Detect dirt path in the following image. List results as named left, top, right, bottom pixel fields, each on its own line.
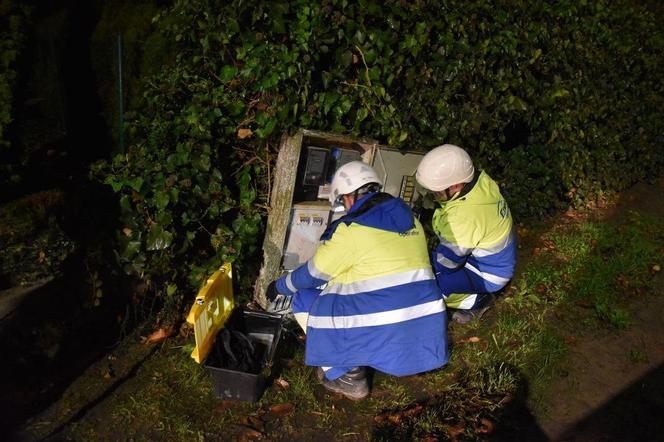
left=536, top=282, right=664, bottom=440
left=535, top=180, right=664, bottom=441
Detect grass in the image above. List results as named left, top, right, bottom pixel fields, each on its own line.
left=51, top=342, right=248, bottom=441
left=628, top=347, right=649, bottom=364
left=32, top=204, right=664, bottom=441
left=368, top=208, right=664, bottom=438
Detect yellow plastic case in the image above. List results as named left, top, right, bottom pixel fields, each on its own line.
left=186, top=263, right=234, bottom=363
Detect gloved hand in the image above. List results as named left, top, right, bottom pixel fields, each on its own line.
left=266, top=281, right=280, bottom=302
left=266, top=280, right=292, bottom=313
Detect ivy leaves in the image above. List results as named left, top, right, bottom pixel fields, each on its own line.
left=94, top=0, right=664, bottom=306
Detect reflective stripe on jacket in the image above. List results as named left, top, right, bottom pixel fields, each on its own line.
left=432, top=171, right=516, bottom=288
left=277, top=193, right=449, bottom=376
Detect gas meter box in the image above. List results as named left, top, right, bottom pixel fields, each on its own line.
left=295, top=145, right=363, bottom=202
left=187, top=263, right=283, bottom=402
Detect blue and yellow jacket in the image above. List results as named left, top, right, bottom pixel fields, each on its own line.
left=277, top=193, right=449, bottom=376
left=432, top=171, right=516, bottom=289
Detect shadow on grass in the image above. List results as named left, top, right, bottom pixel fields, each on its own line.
left=370, top=363, right=548, bottom=441
left=562, top=362, right=664, bottom=441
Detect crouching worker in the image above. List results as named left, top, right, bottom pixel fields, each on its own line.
left=416, top=144, right=517, bottom=324
left=267, top=161, right=449, bottom=401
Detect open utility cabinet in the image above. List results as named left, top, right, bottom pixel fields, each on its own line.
left=186, top=129, right=425, bottom=401
left=254, top=129, right=427, bottom=308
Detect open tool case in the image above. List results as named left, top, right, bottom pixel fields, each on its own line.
left=187, top=263, right=283, bottom=402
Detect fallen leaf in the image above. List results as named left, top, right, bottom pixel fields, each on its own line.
left=422, top=436, right=439, bottom=442
left=616, top=275, right=630, bottom=288
left=388, top=414, right=402, bottom=425
left=475, top=417, right=495, bottom=435
left=215, top=399, right=240, bottom=413
left=246, top=416, right=265, bottom=431
left=447, top=423, right=465, bottom=438
left=237, top=128, right=253, bottom=139
left=652, top=264, right=661, bottom=273
left=122, top=227, right=132, bottom=236
left=145, top=326, right=175, bottom=344
left=375, top=404, right=423, bottom=427
left=531, top=247, right=541, bottom=256
left=564, top=335, right=577, bottom=346
left=236, top=425, right=263, bottom=441
left=268, top=402, right=294, bottom=417
left=38, top=250, right=46, bottom=263
left=458, top=336, right=481, bottom=344
left=274, top=378, right=289, bottom=390
left=402, top=404, right=423, bottom=418
left=564, top=208, right=582, bottom=220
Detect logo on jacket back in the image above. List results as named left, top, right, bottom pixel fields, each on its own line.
left=399, top=229, right=420, bottom=237
left=498, top=200, right=509, bottom=219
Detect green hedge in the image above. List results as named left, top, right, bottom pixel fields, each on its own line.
left=94, top=0, right=664, bottom=304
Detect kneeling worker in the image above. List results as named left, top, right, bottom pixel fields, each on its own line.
left=416, top=144, right=517, bottom=324
left=268, top=161, right=449, bottom=400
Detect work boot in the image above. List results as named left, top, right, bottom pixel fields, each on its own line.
left=319, top=367, right=369, bottom=401
left=451, top=294, right=496, bottom=324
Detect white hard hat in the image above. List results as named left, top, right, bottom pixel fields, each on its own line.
left=329, top=161, right=382, bottom=205
left=416, top=144, right=474, bottom=191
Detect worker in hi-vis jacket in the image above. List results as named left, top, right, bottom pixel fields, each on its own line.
left=267, top=161, right=449, bottom=400
left=416, top=144, right=517, bottom=324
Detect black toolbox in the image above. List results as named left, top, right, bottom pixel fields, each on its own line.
left=203, top=308, right=282, bottom=402
left=186, top=264, right=283, bottom=402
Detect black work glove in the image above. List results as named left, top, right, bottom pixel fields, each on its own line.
left=266, top=281, right=280, bottom=302
left=266, top=280, right=292, bottom=313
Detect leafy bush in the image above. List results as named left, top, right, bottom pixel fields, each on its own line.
left=0, top=190, right=75, bottom=287
left=94, top=0, right=664, bottom=308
